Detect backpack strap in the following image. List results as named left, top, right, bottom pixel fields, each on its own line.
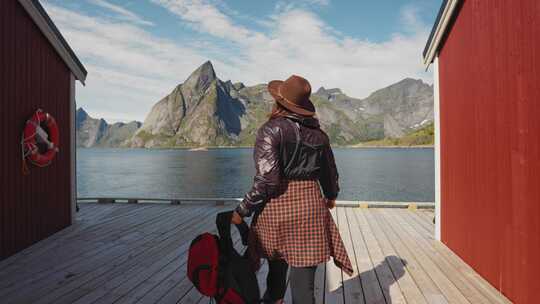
left=283, top=118, right=301, bottom=175
left=216, top=211, right=250, bottom=252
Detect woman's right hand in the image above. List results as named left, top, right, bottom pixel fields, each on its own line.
left=325, top=198, right=336, bottom=209
left=231, top=211, right=243, bottom=225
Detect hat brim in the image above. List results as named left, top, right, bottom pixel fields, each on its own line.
left=268, top=80, right=316, bottom=117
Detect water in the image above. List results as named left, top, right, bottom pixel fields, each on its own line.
left=77, top=148, right=434, bottom=202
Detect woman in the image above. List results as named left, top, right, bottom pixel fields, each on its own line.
left=232, top=75, right=353, bottom=304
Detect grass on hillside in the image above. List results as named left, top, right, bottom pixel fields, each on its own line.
left=354, top=122, right=434, bottom=147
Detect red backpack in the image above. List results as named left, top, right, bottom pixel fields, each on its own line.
left=187, top=233, right=221, bottom=296
left=187, top=211, right=260, bottom=304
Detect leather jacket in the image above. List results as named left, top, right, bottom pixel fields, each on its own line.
left=235, top=113, right=339, bottom=217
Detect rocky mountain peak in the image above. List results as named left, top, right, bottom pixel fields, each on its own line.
left=314, top=87, right=345, bottom=102
left=316, top=87, right=343, bottom=95
left=399, top=77, right=424, bottom=84
left=233, top=82, right=245, bottom=91
left=366, top=78, right=431, bottom=99
left=76, top=107, right=88, bottom=119
left=316, top=87, right=327, bottom=95
left=390, top=78, right=429, bottom=90
left=183, top=60, right=217, bottom=93
left=76, top=107, right=89, bottom=129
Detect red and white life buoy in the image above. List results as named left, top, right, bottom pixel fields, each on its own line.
left=21, top=109, right=60, bottom=170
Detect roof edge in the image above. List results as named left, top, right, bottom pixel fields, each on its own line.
left=422, top=0, right=461, bottom=68
left=18, top=0, right=88, bottom=84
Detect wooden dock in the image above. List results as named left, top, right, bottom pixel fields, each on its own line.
left=0, top=203, right=510, bottom=304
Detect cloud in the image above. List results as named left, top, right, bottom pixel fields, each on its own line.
left=43, top=3, right=214, bottom=122
left=88, top=0, right=154, bottom=26
left=310, top=0, right=330, bottom=5
left=400, top=4, right=426, bottom=34
left=154, top=1, right=432, bottom=98
left=151, top=0, right=260, bottom=43
left=45, top=1, right=432, bottom=122
left=275, top=0, right=330, bottom=13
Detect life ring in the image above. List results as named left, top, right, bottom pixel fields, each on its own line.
left=22, top=109, right=60, bottom=169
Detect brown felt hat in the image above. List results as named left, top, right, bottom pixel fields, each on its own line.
left=268, top=75, right=316, bottom=116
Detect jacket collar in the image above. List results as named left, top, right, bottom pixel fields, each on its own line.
left=284, top=113, right=320, bottom=128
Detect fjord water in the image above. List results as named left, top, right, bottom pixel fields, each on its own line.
left=77, top=148, right=434, bottom=202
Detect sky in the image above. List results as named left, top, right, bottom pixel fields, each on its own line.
left=43, top=0, right=443, bottom=123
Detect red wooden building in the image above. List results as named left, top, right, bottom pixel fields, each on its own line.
left=424, top=0, right=539, bottom=303
left=0, top=0, right=87, bottom=259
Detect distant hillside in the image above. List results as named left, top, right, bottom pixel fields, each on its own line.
left=314, top=78, right=433, bottom=139
left=76, top=108, right=141, bottom=147
left=125, top=61, right=434, bottom=148
left=354, top=122, right=434, bottom=147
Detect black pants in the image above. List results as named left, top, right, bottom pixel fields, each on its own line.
left=266, top=260, right=317, bottom=304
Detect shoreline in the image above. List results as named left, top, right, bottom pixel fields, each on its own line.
left=343, top=145, right=434, bottom=149
left=79, top=145, right=434, bottom=150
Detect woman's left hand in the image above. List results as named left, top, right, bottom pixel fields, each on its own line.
left=231, top=211, right=243, bottom=225
left=325, top=198, right=336, bottom=209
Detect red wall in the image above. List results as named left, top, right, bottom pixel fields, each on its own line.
left=0, top=0, right=73, bottom=259
left=439, top=0, right=540, bottom=303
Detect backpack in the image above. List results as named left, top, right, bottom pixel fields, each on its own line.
left=187, top=211, right=260, bottom=304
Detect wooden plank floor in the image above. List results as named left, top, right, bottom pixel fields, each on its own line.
left=0, top=203, right=511, bottom=304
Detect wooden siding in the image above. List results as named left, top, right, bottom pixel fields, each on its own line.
left=0, top=0, right=73, bottom=259
left=438, top=0, right=540, bottom=303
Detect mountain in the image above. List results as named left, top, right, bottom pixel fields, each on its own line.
left=313, top=78, right=434, bottom=138
left=76, top=108, right=141, bottom=147
left=129, top=61, right=248, bottom=147
left=76, top=108, right=108, bottom=147
left=125, top=61, right=433, bottom=148
left=357, top=78, right=433, bottom=138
